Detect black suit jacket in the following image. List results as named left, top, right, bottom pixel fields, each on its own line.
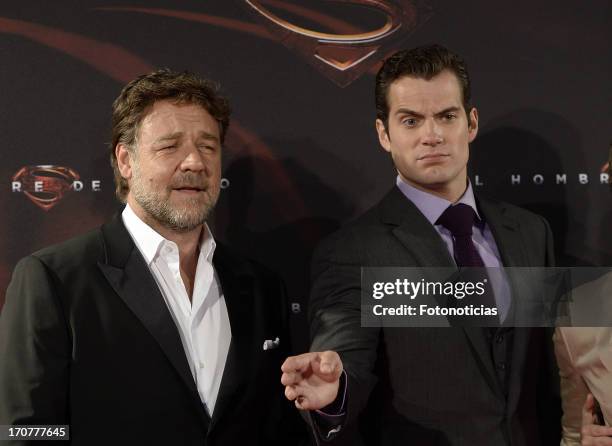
left=309, top=186, right=561, bottom=446
left=0, top=213, right=305, bottom=446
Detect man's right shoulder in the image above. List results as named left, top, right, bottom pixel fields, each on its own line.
left=313, top=199, right=386, bottom=264
left=26, top=226, right=107, bottom=275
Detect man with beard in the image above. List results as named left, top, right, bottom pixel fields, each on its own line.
left=0, top=70, right=304, bottom=446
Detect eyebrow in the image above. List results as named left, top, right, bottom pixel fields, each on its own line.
left=154, top=132, right=182, bottom=144
left=154, top=131, right=220, bottom=144
left=198, top=131, right=220, bottom=143
left=395, top=106, right=461, bottom=118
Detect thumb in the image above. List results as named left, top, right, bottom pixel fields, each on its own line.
left=318, top=350, right=342, bottom=376
left=281, top=352, right=317, bottom=373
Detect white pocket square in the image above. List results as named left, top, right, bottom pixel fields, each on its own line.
left=262, top=337, right=280, bottom=351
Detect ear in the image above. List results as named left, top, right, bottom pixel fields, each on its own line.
left=115, top=143, right=133, bottom=180
left=375, top=119, right=392, bottom=153
left=467, top=107, right=479, bottom=143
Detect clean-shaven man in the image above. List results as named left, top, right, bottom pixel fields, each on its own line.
left=282, top=44, right=561, bottom=445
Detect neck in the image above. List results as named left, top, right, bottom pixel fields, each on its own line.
left=128, top=196, right=203, bottom=264
left=399, top=173, right=468, bottom=203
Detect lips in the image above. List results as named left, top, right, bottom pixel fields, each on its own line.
left=172, top=185, right=206, bottom=195
left=170, top=173, right=207, bottom=192
left=417, top=153, right=449, bottom=161
left=172, top=182, right=205, bottom=190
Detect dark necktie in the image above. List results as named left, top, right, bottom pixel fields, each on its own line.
left=436, top=203, right=484, bottom=267
left=437, top=204, right=510, bottom=393
left=436, top=203, right=499, bottom=326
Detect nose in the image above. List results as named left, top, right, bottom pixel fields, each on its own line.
left=179, top=144, right=205, bottom=172
left=421, top=119, right=443, bottom=147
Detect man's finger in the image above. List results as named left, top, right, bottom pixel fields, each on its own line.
left=295, top=396, right=306, bottom=411
left=285, top=385, right=298, bottom=401
left=295, top=394, right=318, bottom=411
left=286, top=386, right=312, bottom=410
left=280, top=371, right=302, bottom=386
left=281, top=353, right=316, bottom=373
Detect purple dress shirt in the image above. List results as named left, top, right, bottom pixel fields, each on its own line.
left=313, top=178, right=512, bottom=435
left=395, top=176, right=511, bottom=321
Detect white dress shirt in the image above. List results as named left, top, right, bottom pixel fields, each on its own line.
left=122, top=204, right=231, bottom=415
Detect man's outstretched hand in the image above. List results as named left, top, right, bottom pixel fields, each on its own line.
left=281, top=351, right=343, bottom=411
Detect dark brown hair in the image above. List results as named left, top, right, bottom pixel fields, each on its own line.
left=110, top=69, right=231, bottom=201
left=375, top=44, right=471, bottom=128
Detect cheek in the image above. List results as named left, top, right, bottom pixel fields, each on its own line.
left=391, top=144, right=417, bottom=166
left=207, top=156, right=222, bottom=178
left=456, top=128, right=472, bottom=145
left=143, top=170, right=174, bottom=190
left=461, top=140, right=471, bottom=161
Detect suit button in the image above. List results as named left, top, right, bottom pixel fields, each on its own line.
left=495, top=335, right=504, bottom=344
left=497, top=362, right=506, bottom=371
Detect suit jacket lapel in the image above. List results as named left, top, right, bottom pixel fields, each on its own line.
left=380, top=187, right=455, bottom=268
left=96, top=213, right=209, bottom=422
left=208, top=243, right=255, bottom=432
left=477, top=197, right=527, bottom=268
left=380, top=187, right=505, bottom=399
left=390, top=215, right=461, bottom=314
left=477, top=197, right=533, bottom=408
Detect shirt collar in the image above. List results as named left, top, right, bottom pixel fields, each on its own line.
left=122, top=203, right=216, bottom=265
left=395, top=175, right=482, bottom=226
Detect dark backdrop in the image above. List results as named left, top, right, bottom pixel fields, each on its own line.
left=1, top=0, right=611, bottom=350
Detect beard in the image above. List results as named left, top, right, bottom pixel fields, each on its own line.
left=130, top=162, right=219, bottom=232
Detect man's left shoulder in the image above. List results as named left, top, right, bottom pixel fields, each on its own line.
left=477, top=194, right=550, bottom=227
left=213, top=241, right=282, bottom=285
left=213, top=242, right=287, bottom=311
left=213, top=242, right=289, bottom=332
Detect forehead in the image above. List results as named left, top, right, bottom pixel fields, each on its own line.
left=138, top=100, right=220, bottom=141
left=386, top=70, right=463, bottom=111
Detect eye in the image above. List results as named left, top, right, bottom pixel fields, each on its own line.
left=401, top=117, right=418, bottom=127
left=160, top=144, right=177, bottom=151
left=198, top=144, right=216, bottom=152
left=443, top=113, right=457, bottom=121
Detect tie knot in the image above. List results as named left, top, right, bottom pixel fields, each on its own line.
left=436, top=203, right=477, bottom=237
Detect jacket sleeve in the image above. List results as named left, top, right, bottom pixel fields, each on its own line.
left=0, top=255, right=70, bottom=444
left=261, top=273, right=310, bottom=445
left=307, top=230, right=380, bottom=443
